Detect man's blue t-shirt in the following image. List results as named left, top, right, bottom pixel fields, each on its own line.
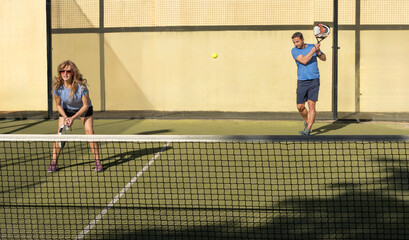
left=54, top=85, right=92, bottom=111
left=291, top=44, right=320, bottom=80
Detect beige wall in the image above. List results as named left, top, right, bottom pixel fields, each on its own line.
left=360, top=31, right=409, bottom=112
left=102, top=31, right=332, bottom=112
left=338, top=31, right=356, bottom=112
left=2, top=0, right=409, bottom=114
left=52, top=31, right=332, bottom=112
left=0, top=0, right=47, bottom=111
left=51, top=34, right=101, bottom=110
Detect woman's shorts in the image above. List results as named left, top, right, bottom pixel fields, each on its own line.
left=60, top=106, right=93, bottom=118
left=296, top=78, right=320, bottom=104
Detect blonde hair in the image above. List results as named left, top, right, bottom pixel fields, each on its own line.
left=53, top=60, right=87, bottom=100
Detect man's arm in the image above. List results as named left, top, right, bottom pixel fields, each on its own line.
left=315, top=43, right=326, bottom=61
left=295, top=44, right=318, bottom=65
left=316, top=51, right=326, bottom=61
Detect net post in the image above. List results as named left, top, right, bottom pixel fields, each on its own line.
left=355, top=0, right=361, bottom=114
left=99, top=0, right=106, bottom=111
left=332, top=0, right=339, bottom=120
left=46, top=0, right=53, bottom=119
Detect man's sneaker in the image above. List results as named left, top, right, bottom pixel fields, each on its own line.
left=95, top=162, right=103, bottom=172
left=47, top=162, right=57, bottom=173
left=299, top=128, right=311, bottom=136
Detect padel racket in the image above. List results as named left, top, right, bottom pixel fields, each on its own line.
left=314, top=23, right=330, bottom=43
left=58, top=124, right=70, bottom=149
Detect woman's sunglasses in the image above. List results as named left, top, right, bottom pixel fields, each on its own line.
left=59, top=70, right=72, bottom=74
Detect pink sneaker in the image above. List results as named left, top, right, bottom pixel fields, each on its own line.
left=94, top=162, right=103, bottom=172
left=47, top=162, right=57, bottom=173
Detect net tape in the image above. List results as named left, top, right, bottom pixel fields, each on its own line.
left=0, top=134, right=408, bottom=143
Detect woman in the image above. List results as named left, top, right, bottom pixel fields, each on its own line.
left=47, top=60, right=103, bottom=172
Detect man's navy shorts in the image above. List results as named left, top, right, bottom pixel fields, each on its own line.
left=296, top=78, right=320, bottom=104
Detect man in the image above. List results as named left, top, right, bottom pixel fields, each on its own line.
left=291, top=32, right=326, bottom=135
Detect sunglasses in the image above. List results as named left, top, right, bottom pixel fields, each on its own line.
left=59, top=70, right=72, bottom=74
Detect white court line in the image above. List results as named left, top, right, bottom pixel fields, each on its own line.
left=76, top=142, right=170, bottom=240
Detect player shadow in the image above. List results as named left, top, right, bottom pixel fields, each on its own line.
left=57, top=146, right=172, bottom=172
left=56, top=143, right=172, bottom=172
left=102, top=146, right=172, bottom=170
left=311, top=120, right=354, bottom=135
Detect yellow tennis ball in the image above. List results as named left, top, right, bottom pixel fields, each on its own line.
left=212, top=53, right=218, bottom=59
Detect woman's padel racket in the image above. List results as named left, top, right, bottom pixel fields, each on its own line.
left=58, top=124, right=70, bottom=149
left=314, top=23, right=330, bottom=43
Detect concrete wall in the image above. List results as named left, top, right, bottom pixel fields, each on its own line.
left=2, top=0, right=409, bottom=116
left=0, top=0, right=47, bottom=111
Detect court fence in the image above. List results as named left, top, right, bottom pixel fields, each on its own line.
left=46, top=1, right=409, bottom=121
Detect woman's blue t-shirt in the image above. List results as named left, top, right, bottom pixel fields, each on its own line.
left=291, top=44, right=320, bottom=80
left=54, top=85, right=92, bottom=111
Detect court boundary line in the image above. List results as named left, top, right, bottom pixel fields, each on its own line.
left=75, top=142, right=170, bottom=240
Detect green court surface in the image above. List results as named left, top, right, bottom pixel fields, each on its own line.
left=0, top=118, right=409, bottom=135
left=1, top=119, right=409, bottom=239
left=2, top=137, right=409, bottom=239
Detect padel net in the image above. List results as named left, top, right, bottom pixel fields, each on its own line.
left=1, top=134, right=409, bottom=239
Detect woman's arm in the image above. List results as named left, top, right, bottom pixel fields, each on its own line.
left=66, top=94, right=90, bottom=127
left=55, top=95, right=67, bottom=119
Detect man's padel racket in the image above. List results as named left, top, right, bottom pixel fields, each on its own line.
left=58, top=125, right=70, bottom=149
left=314, top=23, right=330, bottom=43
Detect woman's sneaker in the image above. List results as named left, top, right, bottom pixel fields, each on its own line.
left=95, top=162, right=103, bottom=172
left=47, top=162, right=57, bottom=173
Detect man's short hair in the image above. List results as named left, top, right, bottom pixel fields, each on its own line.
left=292, top=32, right=303, bottom=40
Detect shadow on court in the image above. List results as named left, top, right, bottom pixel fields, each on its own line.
left=136, top=129, right=172, bottom=135
left=57, top=146, right=173, bottom=172
left=312, top=119, right=369, bottom=135
left=313, top=112, right=374, bottom=135
left=88, top=155, right=409, bottom=240
left=102, top=146, right=172, bottom=170
left=0, top=181, right=48, bottom=194
left=0, top=119, right=48, bottom=134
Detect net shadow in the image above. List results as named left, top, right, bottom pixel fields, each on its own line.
left=136, top=129, right=173, bottom=135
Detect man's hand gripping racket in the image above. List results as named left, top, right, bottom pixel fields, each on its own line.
left=314, top=23, right=330, bottom=43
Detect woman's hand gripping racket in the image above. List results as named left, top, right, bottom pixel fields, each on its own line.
left=314, top=23, right=330, bottom=43
left=58, top=124, right=71, bottom=149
